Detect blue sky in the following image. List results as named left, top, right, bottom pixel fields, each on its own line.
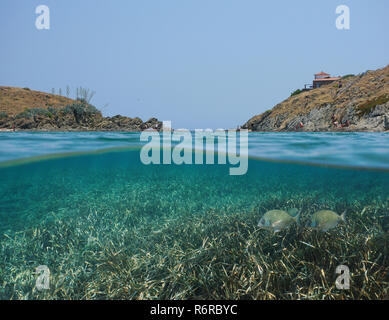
left=0, top=0, right=388, bottom=129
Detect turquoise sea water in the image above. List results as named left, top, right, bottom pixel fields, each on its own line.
left=0, top=132, right=388, bottom=299
left=1, top=132, right=389, bottom=168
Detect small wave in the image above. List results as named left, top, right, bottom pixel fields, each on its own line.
left=0, top=132, right=388, bottom=170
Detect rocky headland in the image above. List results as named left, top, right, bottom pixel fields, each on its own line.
left=243, top=65, right=389, bottom=132
left=0, top=86, right=162, bottom=131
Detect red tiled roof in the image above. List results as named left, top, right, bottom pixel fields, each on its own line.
left=315, top=71, right=331, bottom=76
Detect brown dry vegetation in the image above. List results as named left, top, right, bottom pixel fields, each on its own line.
left=0, top=86, right=75, bottom=116
left=245, top=65, right=389, bottom=128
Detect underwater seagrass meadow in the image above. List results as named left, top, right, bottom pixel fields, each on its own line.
left=0, top=133, right=389, bottom=300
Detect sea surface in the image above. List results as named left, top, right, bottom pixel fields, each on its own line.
left=0, top=132, right=388, bottom=300
left=1, top=132, right=389, bottom=168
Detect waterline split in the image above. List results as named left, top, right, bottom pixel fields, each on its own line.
left=140, top=121, right=249, bottom=175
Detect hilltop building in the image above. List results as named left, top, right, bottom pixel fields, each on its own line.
left=312, top=71, right=341, bottom=89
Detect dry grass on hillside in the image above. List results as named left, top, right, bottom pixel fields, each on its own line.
left=247, top=65, right=389, bottom=124
left=0, top=87, right=75, bottom=116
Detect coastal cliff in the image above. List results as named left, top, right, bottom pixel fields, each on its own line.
left=0, top=86, right=162, bottom=131
left=243, top=65, right=389, bottom=132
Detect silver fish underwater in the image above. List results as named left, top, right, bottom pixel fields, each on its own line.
left=258, top=209, right=300, bottom=233
left=309, top=210, right=346, bottom=232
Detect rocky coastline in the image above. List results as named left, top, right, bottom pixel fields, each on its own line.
left=243, top=65, right=389, bottom=132
left=0, top=87, right=162, bottom=132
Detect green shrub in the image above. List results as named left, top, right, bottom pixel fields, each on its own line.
left=342, top=74, right=355, bottom=80
left=0, top=112, right=8, bottom=119
left=357, top=95, right=389, bottom=115
left=31, top=108, right=49, bottom=116
left=62, top=105, right=73, bottom=115
left=47, top=107, right=58, bottom=115
left=63, top=102, right=100, bottom=123
left=15, top=109, right=33, bottom=119
left=291, top=89, right=303, bottom=97
left=15, top=108, right=50, bottom=119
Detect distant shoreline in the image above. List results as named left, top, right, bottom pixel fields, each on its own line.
left=1, top=128, right=388, bottom=133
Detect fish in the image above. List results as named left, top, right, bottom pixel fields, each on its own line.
left=309, top=210, right=346, bottom=232
left=258, top=209, right=300, bottom=233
